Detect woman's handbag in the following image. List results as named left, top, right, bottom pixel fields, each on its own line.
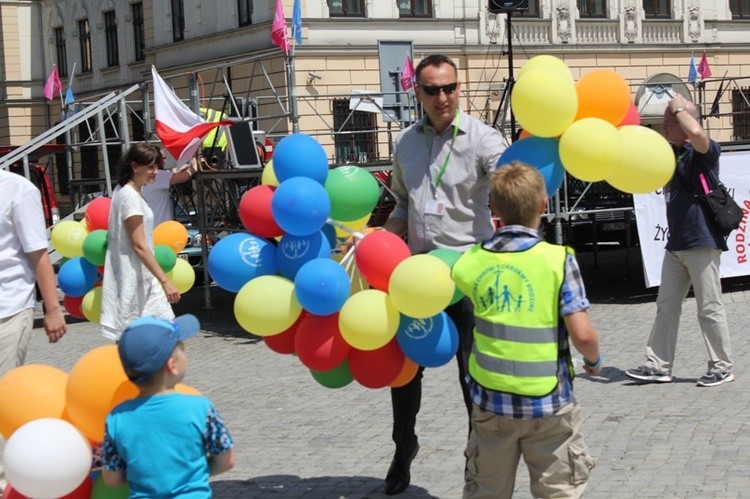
left=697, top=172, right=744, bottom=237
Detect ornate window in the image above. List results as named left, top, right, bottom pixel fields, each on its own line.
left=238, top=0, right=253, bottom=27
left=578, top=0, right=606, bottom=18
left=399, top=0, right=432, bottom=18
left=54, top=27, right=68, bottom=78
left=515, top=0, right=541, bottom=18
left=78, top=19, right=92, bottom=73
left=133, top=2, right=145, bottom=62
left=329, top=0, right=365, bottom=17
left=104, top=10, right=119, bottom=67
left=643, top=0, right=670, bottom=18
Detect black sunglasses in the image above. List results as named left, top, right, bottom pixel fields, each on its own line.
left=418, top=83, right=458, bottom=96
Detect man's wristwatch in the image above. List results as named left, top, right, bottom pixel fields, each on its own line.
left=674, top=107, right=685, bottom=115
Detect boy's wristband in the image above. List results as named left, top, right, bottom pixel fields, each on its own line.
left=584, top=354, right=603, bottom=370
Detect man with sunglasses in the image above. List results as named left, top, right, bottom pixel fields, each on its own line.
left=381, top=54, right=507, bottom=495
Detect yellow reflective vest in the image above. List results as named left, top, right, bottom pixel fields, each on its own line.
left=452, top=241, right=570, bottom=397
left=200, top=107, right=227, bottom=151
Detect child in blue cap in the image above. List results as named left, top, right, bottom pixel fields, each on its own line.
left=101, top=314, right=235, bottom=496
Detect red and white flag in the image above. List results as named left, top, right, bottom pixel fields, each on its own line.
left=272, top=0, right=290, bottom=55
left=43, top=66, right=62, bottom=101
left=152, top=66, right=230, bottom=167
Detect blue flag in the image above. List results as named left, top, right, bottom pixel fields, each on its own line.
left=687, top=53, right=698, bottom=85
left=292, top=0, right=302, bottom=46
left=65, top=86, right=75, bottom=105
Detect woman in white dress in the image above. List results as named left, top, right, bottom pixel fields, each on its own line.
left=100, top=143, right=181, bottom=341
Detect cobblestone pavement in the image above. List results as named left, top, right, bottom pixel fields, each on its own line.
left=6, top=246, right=750, bottom=498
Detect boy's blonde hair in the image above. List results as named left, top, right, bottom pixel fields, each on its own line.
left=490, top=161, right=547, bottom=227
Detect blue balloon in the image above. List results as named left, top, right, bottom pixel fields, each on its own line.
left=294, top=259, right=351, bottom=316
left=497, top=136, right=564, bottom=197
left=396, top=312, right=459, bottom=368
left=271, top=177, right=331, bottom=236
left=273, top=133, right=329, bottom=185
left=58, top=257, right=98, bottom=297
left=207, top=232, right=277, bottom=293
left=276, top=231, right=331, bottom=280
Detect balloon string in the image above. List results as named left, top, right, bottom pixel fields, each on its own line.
left=339, top=244, right=356, bottom=271
left=326, top=218, right=365, bottom=240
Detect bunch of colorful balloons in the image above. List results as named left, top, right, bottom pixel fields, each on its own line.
left=51, top=197, right=196, bottom=324
left=503, top=54, right=675, bottom=194
left=208, top=133, right=462, bottom=389
left=0, top=348, right=202, bottom=498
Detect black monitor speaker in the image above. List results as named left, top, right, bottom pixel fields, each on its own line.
left=488, top=0, right=529, bottom=13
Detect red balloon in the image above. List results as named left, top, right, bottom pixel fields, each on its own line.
left=63, top=294, right=86, bottom=319
left=354, top=231, right=411, bottom=291
left=348, top=337, right=406, bottom=389
left=617, top=101, right=641, bottom=127
left=295, top=313, right=351, bottom=371
left=2, top=476, right=93, bottom=499
left=84, top=196, right=111, bottom=232
left=263, top=312, right=307, bottom=354
left=239, top=185, right=284, bottom=238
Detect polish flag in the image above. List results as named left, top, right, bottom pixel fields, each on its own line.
left=152, top=66, right=230, bottom=167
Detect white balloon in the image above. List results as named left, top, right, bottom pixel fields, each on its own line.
left=2, top=418, right=92, bottom=499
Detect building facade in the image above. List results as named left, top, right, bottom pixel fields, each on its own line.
left=1, top=0, right=749, bottom=193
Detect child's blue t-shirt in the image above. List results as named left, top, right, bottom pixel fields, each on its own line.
left=102, top=392, right=233, bottom=498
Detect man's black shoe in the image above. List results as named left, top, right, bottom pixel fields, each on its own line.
left=384, top=443, right=419, bottom=496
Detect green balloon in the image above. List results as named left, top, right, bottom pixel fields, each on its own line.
left=325, top=166, right=381, bottom=222
left=82, top=230, right=109, bottom=266
left=428, top=248, right=465, bottom=306
left=154, top=244, right=178, bottom=273
left=310, top=359, right=354, bottom=389
left=92, top=472, right=130, bottom=499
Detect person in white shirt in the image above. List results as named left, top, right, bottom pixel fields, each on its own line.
left=142, top=153, right=197, bottom=226
left=0, top=170, right=67, bottom=377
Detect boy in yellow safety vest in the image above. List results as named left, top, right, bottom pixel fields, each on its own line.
left=452, top=161, right=602, bottom=498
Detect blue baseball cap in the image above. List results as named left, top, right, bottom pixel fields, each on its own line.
left=118, top=314, right=200, bottom=385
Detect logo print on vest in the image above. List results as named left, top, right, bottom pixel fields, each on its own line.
left=472, top=264, right=535, bottom=313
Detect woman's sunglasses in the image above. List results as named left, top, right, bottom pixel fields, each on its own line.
left=418, top=83, right=458, bottom=96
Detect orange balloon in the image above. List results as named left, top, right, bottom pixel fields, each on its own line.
left=176, top=383, right=202, bottom=395
left=574, top=69, right=631, bottom=126
left=0, top=364, right=68, bottom=439
left=389, top=358, right=419, bottom=388
left=518, top=128, right=533, bottom=139
left=66, top=345, right=138, bottom=443
left=154, top=221, right=188, bottom=253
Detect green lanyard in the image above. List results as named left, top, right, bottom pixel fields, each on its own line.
left=423, top=110, right=460, bottom=196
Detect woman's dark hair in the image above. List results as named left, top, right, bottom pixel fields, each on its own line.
left=115, top=142, right=164, bottom=186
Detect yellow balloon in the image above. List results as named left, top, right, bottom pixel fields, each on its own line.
left=518, top=55, right=573, bottom=81
left=261, top=159, right=279, bottom=186
left=0, top=364, right=68, bottom=439
left=79, top=218, right=90, bottom=232
left=81, top=286, right=103, bottom=323
left=559, top=118, right=623, bottom=182
left=606, top=126, right=676, bottom=194
left=388, top=255, right=454, bottom=319
left=334, top=214, right=371, bottom=239
left=51, top=220, right=88, bottom=258
left=338, top=289, right=400, bottom=351
left=167, top=258, right=195, bottom=294
left=511, top=67, right=578, bottom=138
left=234, top=275, right=302, bottom=336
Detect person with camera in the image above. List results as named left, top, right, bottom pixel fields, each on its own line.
left=626, top=95, right=734, bottom=387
